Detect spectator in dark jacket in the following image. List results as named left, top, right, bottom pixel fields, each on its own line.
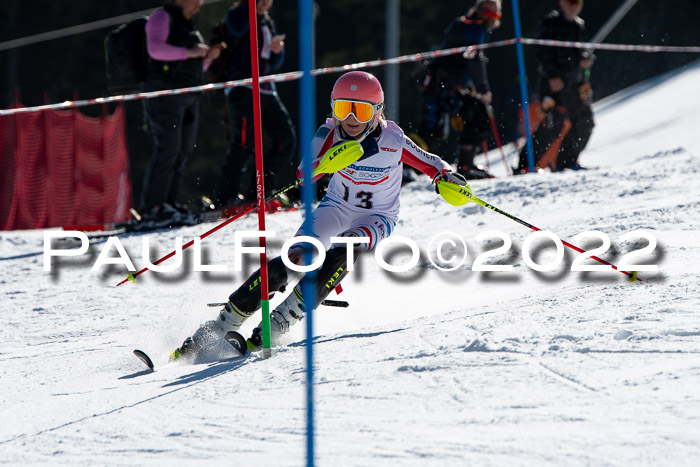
left=210, top=0, right=297, bottom=209
left=414, top=0, right=502, bottom=180
left=140, top=0, right=220, bottom=227
left=517, top=0, right=594, bottom=172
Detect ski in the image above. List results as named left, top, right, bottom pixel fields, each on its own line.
left=226, top=330, right=279, bottom=358
left=132, top=332, right=249, bottom=371
left=206, top=299, right=349, bottom=308
left=133, top=349, right=154, bottom=371
left=224, top=331, right=248, bottom=356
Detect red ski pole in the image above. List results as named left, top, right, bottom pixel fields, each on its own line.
left=484, top=103, right=512, bottom=176
left=465, top=186, right=642, bottom=281
left=114, top=180, right=301, bottom=287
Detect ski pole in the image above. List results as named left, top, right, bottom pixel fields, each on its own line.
left=464, top=187, right=642, bottom=281
left=484, top=103, right=512, bottom=176
left=115, top=140, right=365, bottom=287
left=481, top=139, right=491, bottom=171
left=115, top=178, right=302, bottom=287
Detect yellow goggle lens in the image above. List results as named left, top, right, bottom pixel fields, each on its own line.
left=333, top=100, right=374, bottom=123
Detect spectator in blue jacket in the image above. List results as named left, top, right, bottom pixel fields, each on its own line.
left=210, top=0, right=297, bottom=209
left=414, top=0, right=502, bottom=180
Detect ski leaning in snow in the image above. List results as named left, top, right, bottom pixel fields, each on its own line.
left=132, top=332, right=247, bottom=372
left=132, top=349, right=156, bottom=371
left=132, top=330, right=265, bottom=372
left=132, top=333, right=250, bottom=372
left=131, top=299, right=348, bottom=371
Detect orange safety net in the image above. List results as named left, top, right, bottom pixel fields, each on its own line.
left=0, top=103, right=132, bottom=230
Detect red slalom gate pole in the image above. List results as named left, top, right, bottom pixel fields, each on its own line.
left=114, top=179, right=302, bottom=287
left=247, top=0, right=274, bottom=355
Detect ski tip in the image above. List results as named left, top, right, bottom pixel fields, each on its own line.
left=133, top=349, right=154, bottom=371
left=224, top=331, right=248, bottom=356
left=320, top=299, right=349, bottom=308
left=129, top=208, right=142, bottom=222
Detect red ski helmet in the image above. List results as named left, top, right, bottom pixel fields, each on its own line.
left=331, top=71, right=385, bottom=133
left=331, top=71, right=384, bottom=104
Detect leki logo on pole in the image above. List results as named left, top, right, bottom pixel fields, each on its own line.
left=329, top=145, right=344, bottom=160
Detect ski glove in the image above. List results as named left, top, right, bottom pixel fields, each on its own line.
left=301, top=140, right=364, bottom=183
left=433, top=171, right=472, bottom=207
left=432, top=171, right=467, bottom=194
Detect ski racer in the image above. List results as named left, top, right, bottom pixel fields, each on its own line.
left=172, top=71, right=469, bottom=358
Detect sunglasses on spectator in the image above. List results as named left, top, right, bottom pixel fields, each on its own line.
left=482, top=9, right=502, bottom=20
left=565, top=0, right=582, bottom=6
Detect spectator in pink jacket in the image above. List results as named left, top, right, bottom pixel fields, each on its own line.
left=138, top=0, right=220, bottom=229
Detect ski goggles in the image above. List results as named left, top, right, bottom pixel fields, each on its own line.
left=564, top=0, right=582, bottom=5
left=332, top=99, right=378, bottom=124
left=481, top=9, right=502, bottom=20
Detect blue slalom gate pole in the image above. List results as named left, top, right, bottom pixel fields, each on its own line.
left=511, top=0, right=535, bottom=172
left=298, top=0, right=316, bottom=465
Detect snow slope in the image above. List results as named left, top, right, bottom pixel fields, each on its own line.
left=1, top=59, right=699, bottom=465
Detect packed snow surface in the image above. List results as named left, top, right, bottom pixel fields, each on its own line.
left=1, top=60, right=699, bottom=465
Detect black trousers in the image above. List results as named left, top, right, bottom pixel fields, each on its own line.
left=518, top=87, right=594, bottom=172
left=557, top=102, right=594, bottom=169
left=140, top=92, right=200, bottom=212
left=417, top=79, right=490, bottom=166
left=213, top=87, right=297, bottom=206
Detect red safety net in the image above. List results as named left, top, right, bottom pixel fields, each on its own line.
left=0, top=103, right=132, bottom=230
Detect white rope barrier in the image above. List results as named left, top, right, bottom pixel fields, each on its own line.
left=520, top=37, right=700, bottom=53
left=1, top=37, right=698, bottom=117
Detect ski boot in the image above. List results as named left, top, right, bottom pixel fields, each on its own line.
left=169, top=336, right=197, bottom=361
left=242, top=288, right=307, bottom=354
left=171, top=256, right=293, bottom=360
left=457, top=164, right=494, bottom=180
left=170, top=301, right=254, bottom=361
left=457, top=144, right=494, bottom=180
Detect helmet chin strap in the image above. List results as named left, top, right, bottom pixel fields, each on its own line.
left=336, top=117, right=378, bottom=143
